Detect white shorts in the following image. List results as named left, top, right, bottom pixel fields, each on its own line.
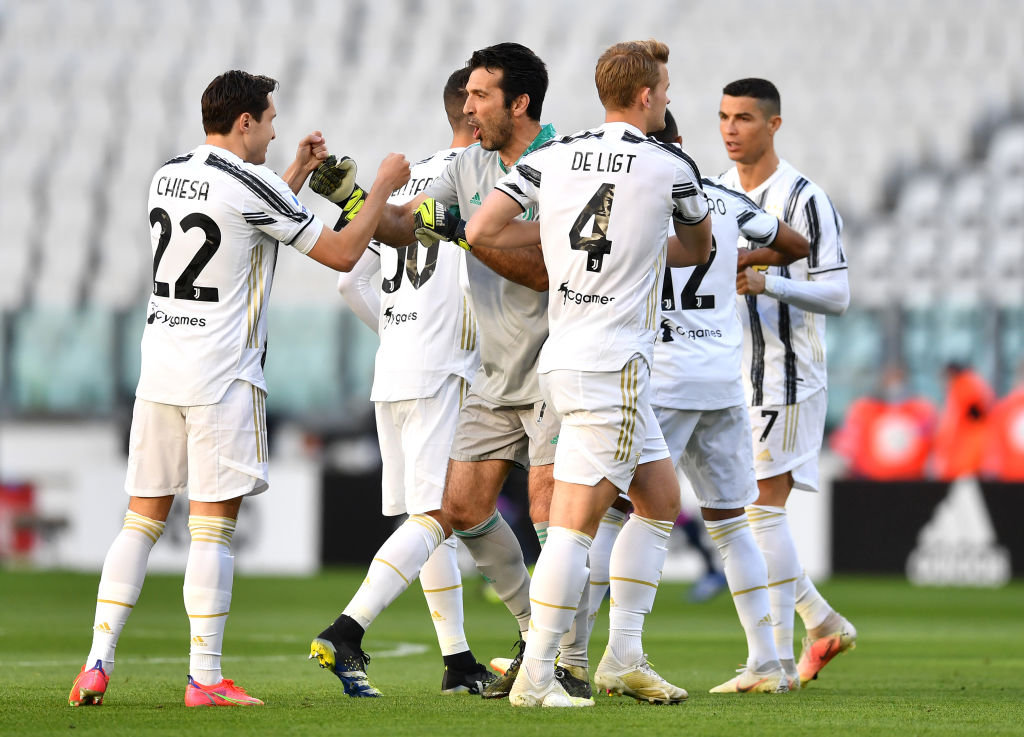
left=376, top=375, right=467, bottom=516
left=125, top=379, right=269, bottom=502
left=541, top=356, right=669, bottom=493
left=655, top=404, right=758, bottom=509
left=748, top=388, right=827, bottom=492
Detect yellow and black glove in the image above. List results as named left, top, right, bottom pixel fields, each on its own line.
left=413, top=198, right=470, bottom=251
left=309, top=155, right=366, bottom=230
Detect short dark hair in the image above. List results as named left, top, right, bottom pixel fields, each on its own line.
left=202, top=70, right=278, bottom=135
left=467, top=42, right=548, bottom=121
left=650, top=109, right=679, bottom=144
left=722, top=78, right=781, bottom=118
left=443, top=66, right=472, bottom=127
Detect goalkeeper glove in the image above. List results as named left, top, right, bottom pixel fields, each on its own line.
left=414, top=198, right=471, bottom=251
left=310, top=155, right=366, bottom=230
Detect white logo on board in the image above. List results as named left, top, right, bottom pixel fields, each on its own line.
left=906, top=477, right=1010, bottom=587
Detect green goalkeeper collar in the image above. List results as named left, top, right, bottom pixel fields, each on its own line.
left=499, top=124, right=556, bottom=174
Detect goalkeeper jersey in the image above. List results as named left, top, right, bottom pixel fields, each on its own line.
left=136, top=144, right=324, bottom=406
left=370, top=147, right=479, bottom=402
left=719, top=159, right=847, bottom=406
left=496, top=122, right=708, bottom=374
left=651, top=176, right=779, bottom=411
left=423, top=124, right=556, bottom=406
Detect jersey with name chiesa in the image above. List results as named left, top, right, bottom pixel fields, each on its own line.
left=497, top=122, right=708, bottom=374
left=370, top=147, right=478, bottom=402
left=424, top=124, right=555, bottom=406
left=719, top=159, right=846, bottom=406
left=652, top=176, right=779, bottom=410
left=137, top=144, right=323, bottom=406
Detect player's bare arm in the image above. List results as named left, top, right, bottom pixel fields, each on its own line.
left=666, top=212, right=712, bottom=268
left=736, top=221, right=809, bottom=270
left=464, top=190, right=542, bottom=251
left=282, top=131, right=330, bottom=194
left=306, top=153, right=411, bottom=272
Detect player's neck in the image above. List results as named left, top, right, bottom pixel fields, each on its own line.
left=735, top=150, right=780, bottom=192
left=604, top=110, right=648, bottom=134
left=205, top=134, right=249, bottom=163
left=499, top=120, right=543, bottom=169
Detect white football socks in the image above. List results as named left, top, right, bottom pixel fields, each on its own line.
left=87, top=510, right=166, bottom=675
left=455, top=510, right=532, bottom=636
left=183, top=515, right=237, bottom=686
left=585, top=506, right=627, bottom=642
left=796, top=571, right=837, bottom=634
left=344, top=513, right=446, bottom=630
left=704, top=513, right=778, bottom=669
left=746, top=505, right=801, bottom=661
left=607, top=515, right=672, bottom=667
left=419, top=535, right=469, bottom=656
left=521, top=527, right=592, bottom=684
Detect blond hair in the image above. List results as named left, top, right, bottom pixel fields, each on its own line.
left=595, top=39, right=669, bottom=111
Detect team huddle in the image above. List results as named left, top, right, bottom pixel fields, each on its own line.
left=69, top=39, right=855, bottom=710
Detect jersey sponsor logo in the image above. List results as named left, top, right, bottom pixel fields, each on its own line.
left=658, top=318, right=722, bottom=343
left=382, top=306, right=418, bottom=327
left=147, top=305, right=207, bottom=328
left=557, top=281, right=615, bottom=306
left=156, top=176, right=210, bottom=201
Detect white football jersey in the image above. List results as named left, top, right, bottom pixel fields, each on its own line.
left=137, top=144, right=323, bottom=406
left=370, top=147, right=479, bottom=402
left=651, top=176, right=779, bottom=410
left=719, top=159, right=847, bottom=406
left=497, top=122, right=708, bottom=374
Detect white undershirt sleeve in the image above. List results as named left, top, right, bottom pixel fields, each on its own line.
left=762, top=267, right=850, bottom=316
left=336, top=246, right=382, bottom=333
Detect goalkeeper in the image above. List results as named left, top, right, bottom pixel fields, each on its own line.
left=307, top=43, right=595, bottom=702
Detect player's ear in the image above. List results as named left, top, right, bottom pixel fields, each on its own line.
left=768, top=114, right=782, bottom=135
left=511, top=93, right=530, bottom=118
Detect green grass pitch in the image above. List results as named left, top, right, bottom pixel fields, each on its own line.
left=1, top=570, right=1021, bottom=736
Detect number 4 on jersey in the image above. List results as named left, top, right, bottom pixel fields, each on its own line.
left=570, top=182, right=615, bottom=272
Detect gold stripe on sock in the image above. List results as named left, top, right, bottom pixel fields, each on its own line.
left=409, top=514, right=445, bottom=548
left=529, top=597, right=577, bottom=611
left=96, top=599, right=134, bottom=608
left=609, top=576, right=658, bottom=589
left=188, top=611, right=230, bottom=618
left=767, top=576, right=799, bottom=588
left=732, top=584, right=768, bottom=597
left=422, top=584, right=463, bottom=593
left=123, top=523, right=161, bottom=544
left=372, top=558, right=410, bottom=584
left=589, top=580, right=610, bottom=586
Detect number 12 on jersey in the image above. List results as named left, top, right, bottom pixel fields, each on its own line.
left=569, top=183, right=615, bottom=272
left=661, top=236, right=717, bottom=310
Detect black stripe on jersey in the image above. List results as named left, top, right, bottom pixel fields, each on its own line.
left=807, top=264, right=849, bottom=275
left=516, top=163, right=542, bottom=187
left=702, top=178, right=762, bottom=210
left=778, top=265, right=798, bottom=404
left=757, top=190, right=768, bottom=208
left=244, top=213, right=277, bottom=226
left=502, top=181, right=528, bottom=198
left=533, top=130, right=605, bottom=153
left=827, top=194, right=846, bottom=263
left=283, top=215, right=315, bottom=247
left=737, top=211, right=756, bottom=227
left=746, top=295, right=766, bottom=406
left=163, top=153, right=194, bottom=166
left=804, top=197, right=821, bottom=268
left=672, top=184, right=698, bottom=198
left=623, top=131, right=704, bottom=182
left=206, top=153, right=307, bottom=223
left=783, top=177, right=809, bottom=223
